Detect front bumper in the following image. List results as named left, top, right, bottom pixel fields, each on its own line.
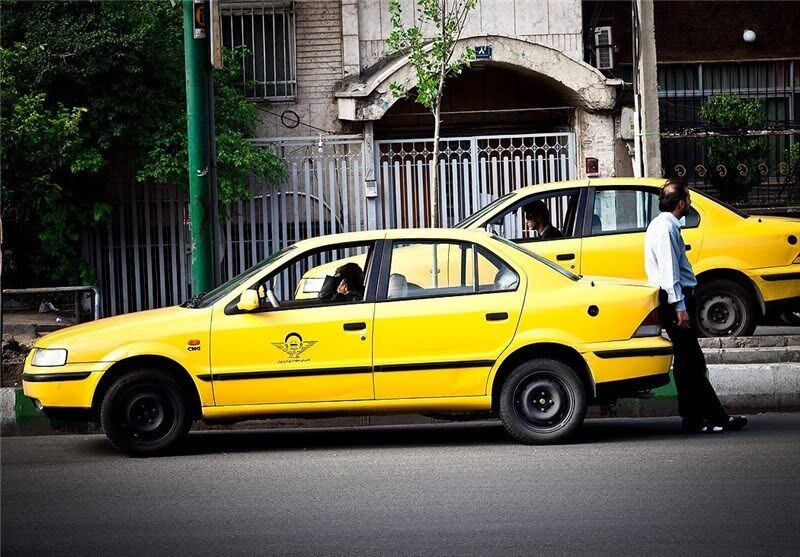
left=22, top=361, right=110, bottom=411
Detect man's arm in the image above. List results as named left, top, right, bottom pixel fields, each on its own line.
left=318, top=275, right=340, bottom=301
left=653, top=226, right=685, bottom=312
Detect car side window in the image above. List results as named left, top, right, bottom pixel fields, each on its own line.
left=380, top=241, right=518, bottom=300
left=590, top=188, right=659, bottom=235
left=486, top=190, right=580, bottom=241
left=235, top=242, right=375, bottom=312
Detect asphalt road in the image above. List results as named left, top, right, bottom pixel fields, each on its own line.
left=3, top=414, right=800, bottom=556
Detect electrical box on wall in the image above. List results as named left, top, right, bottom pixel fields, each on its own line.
left=585, top=157, right=600, bottom=177
left=619, top=107, right=636, bottom=140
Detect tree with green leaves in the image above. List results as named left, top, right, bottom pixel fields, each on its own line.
left=387, top=0, right=477, bottom=227
left=700, top=94, right=769, bottom=203
left=1, top=0, right=284, bottom=287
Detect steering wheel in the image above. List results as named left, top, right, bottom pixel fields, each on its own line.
left=266, top=288, right=280, bottom=308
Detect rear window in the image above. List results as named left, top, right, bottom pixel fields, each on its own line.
left=491, top=235, right=580, bottom=282
left=691, top=189, right=749, bottom=218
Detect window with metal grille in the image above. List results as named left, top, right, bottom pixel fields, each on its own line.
left=222, top=1, right=296, bottom=100
left=592, top=26, right=614, bottom=70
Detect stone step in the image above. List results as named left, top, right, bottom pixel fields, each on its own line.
left=703, top=346, right=800, bottom=365
left=699, top=335, right=800, bottom=349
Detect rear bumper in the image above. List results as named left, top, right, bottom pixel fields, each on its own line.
left=749, top=265, right=800, bottom=304
left=580, top=337, right=674, bottom=386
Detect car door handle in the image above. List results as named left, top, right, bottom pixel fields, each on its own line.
left=685, top=244, right=692, bottom=252
left=486, top=312, right=508, bottom=321
left=556, top=253, right=575, bottom=261
left=343, top=322, right=366, bottom=331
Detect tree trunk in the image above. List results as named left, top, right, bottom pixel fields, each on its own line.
left=431, top=97, right=441, bottom=228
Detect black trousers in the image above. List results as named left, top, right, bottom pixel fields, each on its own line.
left=658, top=289, right=729, bottom=423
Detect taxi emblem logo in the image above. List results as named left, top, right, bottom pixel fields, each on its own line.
left=272, top=332, right=317, bottom=360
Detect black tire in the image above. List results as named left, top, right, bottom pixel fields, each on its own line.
left=780, top=310, right=800, bottom=326
left=498, top=358, right=587, bottom=444
left=100, top=369, right=192, bottom=457
left=695, top=279, right=758, bottom=337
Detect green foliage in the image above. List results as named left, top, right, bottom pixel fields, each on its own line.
left=1, top=0, right=284, bottom=287
left=700, top=94, right=769, bottom=202
left=786, top=143, right=800, bottom=204
left=387, top=0, right=477, bottom=112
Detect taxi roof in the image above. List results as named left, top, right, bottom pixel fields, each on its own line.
left=511, top=177, right=668, bottom=197
left=291, top=227, right=494, bottom=251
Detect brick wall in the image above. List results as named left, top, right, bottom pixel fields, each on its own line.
left=255, top=0, right=345, bottom=138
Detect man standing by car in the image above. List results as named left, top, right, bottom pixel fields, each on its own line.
left=645, top=181, right=747, bottom=434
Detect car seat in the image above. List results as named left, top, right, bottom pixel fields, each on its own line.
left=387, top=273, right=409, bottom=299
left=591, top=213, right=602, bottom=234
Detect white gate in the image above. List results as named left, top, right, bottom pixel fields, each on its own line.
left=376, top=132, right=576, bottom=228
left=84, top=138, right=366, bottom=316
left=221, top=138, right=366, bottom=280
left=85, top=132, right=576, bottom=316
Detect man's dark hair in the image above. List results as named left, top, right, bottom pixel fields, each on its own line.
left=659, top=181, right=689, bottom=212
left=524, top=200, right=551, bottom=223
left=335, top=262, right=364, bottom=290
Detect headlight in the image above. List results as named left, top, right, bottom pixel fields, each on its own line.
left=31, top=348, right=68, bottom=367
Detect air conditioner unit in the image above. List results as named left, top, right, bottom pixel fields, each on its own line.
left=593, top=26, right=614, bottom=70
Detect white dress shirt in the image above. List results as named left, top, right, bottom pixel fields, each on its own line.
left=644, top=212, right=697, bottom=311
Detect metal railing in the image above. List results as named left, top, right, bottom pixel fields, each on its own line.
left=3, top=286, right=101, bottom=323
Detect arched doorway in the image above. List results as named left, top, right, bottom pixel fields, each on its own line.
left=336, top=36, right=618, bottom=227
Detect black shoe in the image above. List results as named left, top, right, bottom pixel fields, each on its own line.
left=681, top=418, right=724, bottom=434
left=716, top=415, right=748, bottom=431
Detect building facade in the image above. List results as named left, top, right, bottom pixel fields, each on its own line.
left=87, top=0, right=799, bottom=316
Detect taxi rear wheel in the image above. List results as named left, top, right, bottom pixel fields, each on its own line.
left=695, top=279, right=757, bottom=337
left=498, top=358, right=587, bottom=444
left=100, top=369, right=192, bottom=457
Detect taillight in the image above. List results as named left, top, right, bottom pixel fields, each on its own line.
left=633, top=309, right=661, bottom=337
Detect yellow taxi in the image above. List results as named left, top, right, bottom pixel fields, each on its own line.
left=453, top=178, right=800, bottom=337
left=24, top=229, right=671, bottom=456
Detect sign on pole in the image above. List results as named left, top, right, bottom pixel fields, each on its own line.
left=209, top=0, right=223, bottom=69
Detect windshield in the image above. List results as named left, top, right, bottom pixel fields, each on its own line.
left=491, top=235, right=580, bottom=282
left=453, top=192, right=517, bottom=229
left=184, top=245, right=296, bottom=308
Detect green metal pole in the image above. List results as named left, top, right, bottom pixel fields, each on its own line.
left=183, top=0, right=214, bottom=296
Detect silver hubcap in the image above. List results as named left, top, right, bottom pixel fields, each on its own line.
left=698, top=294, right=742, bottom=335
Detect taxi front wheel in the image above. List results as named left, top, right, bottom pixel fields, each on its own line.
left=100, top=369, right=192, bottom=457
left=498, top=358, right=587, bottom=444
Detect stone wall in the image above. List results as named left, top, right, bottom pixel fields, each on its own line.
left=358, top=0, right=584, bottom=71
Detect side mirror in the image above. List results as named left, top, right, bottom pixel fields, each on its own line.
left=236, top=289, right=260, bottom=312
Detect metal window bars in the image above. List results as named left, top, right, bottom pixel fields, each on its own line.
left=222, top=1, right=296, bottom=100
left=658, top=60, right=799, bottom=206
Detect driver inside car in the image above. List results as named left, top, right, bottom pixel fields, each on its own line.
left=318, top=262, right=365, bottom=303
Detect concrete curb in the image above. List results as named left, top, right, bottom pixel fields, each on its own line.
left=3, top=361, right=799, bottom=436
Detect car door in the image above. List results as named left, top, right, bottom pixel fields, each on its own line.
left=484, top=188, right=585, bottom=274
left=372, top=239, right=523, bottom=400
left=208, top=241, right=380, bottom=406
left=580, top=186, right=703, bottom=280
